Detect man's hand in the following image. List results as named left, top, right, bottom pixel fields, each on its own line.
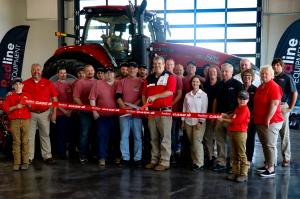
left=50, top=112, right=56, bottom=123
left=93, top=111, right=100, bottom=120
left=16, top=104, right=24, bottom=109
left=147, top=95, right=157, bottom=103
left=283, top=108, right=291, bottom=113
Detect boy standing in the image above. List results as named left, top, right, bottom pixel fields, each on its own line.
left=218, top=90, right=250, bottom=182
left=3, top=78, right=31, bottom=171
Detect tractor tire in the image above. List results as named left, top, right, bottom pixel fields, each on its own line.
left=43, top=57, right=100, bottom=79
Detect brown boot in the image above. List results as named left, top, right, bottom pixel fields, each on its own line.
left=236, top=175, right=248, bottom=182
left=13, top=165, right=20, bottom=171
left=145, top=163, right=156, bottom=169
left=226, top=174, right=237, bottom=181
left=154, top=164, right=169, bottom=171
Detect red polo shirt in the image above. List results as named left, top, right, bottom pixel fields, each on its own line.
left=253, top=80, right=284, bottom=125
left=3, top=91, right=31, bottom=120
left=227, top=105, right=250, bottom=132
left=142, top=71, right=176, bottom=109
left=23, top=77, right=58, bottom=112
left=54, top=80, right=73, bottom=116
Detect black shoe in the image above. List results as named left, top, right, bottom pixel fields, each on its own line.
left=259, top=169, right=276, bottom=178
left=134, top=160, right=143, bottom=168
left=45, top=158, right=56, bottom=165
left=256, top=166, right=267, bottom=173
left=79, top=156, right=88, bottom=165
left=192, top=164, right=204, bottom=171
left=120, top=159, right=130, bottom=167
left=212, top=164, right=226, bottom=172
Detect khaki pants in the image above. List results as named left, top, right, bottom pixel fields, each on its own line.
left=229, top=131, right=248, bottom=176
left=185, top=122, right=206, bottom=167
left=257, top=122, right=283, bottom=167
left=215, top=114, right=230, bottom=166
left=203, top=120, right=215, bottom=160
left=279, top=103, right=291, bottom=162
left=10, top=119, right=30, bottom=165
left=148, top=115, right=172, bottom=167
left=29, top=110, right=52, bottom=160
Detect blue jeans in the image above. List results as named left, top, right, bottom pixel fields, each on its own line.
left=79, top=111, right=93, bottom=157
left=119, top=116, right=142, bottom=161
left=56, top=115, right=74, bottom=157
left=96, top=116, right=118, bottom=160
left=171, top=117, right=181, bottom=153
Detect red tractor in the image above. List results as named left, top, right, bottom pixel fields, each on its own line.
left=43, top=0, right=244, bottom=78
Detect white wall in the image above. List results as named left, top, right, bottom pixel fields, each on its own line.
left=261, top=0, right=300, bottom=65
left=0, top=0, right=59, bottom=79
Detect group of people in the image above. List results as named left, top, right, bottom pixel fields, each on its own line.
left=3, top=56, right=298, bottom=183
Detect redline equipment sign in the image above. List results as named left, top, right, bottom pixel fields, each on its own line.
left=0, top=25, right=29, bottom=98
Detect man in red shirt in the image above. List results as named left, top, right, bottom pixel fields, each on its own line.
left=23, top=63, right=58, bottom=164
left=142, top=56, right=176, bottom=171
left=53, top=67, right=74, bottom=159
left=116, top=62, right=144, bottom=167
left=3, top=78, right=31, bottom=170
left=89, top=67, right=119, bottom=167
left=165, top=58, right=183, bottom=163
left=73, top=64, right=97, bottom=164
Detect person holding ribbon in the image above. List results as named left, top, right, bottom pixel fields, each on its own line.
left=142, top=56, right=176, bottom=171
left=3, top=78, right=31, bottom=171
left=23, top=63, right=58, bottom=165
left=182, top=75, right=208, bottom=171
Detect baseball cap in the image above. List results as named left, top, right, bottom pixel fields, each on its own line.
left=119, top=62, right=129, bottom=68
left=12, top=77, right=23, bottom=85
left=138, top=64, right=147, bottom=69
left=104, top=67, right=115, bottom=73
left=96, top=68, right=105, bottom=72
left=129, top=62, right=138, bottom=67
left=238, top=90, right=249, bottom=100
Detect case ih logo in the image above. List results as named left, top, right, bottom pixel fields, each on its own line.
left=1, top=43, right=21, bottom=88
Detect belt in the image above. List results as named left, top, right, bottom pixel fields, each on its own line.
left=149, top=107, right=172, bottom=111
left=31, top=109, right=49, bottom=114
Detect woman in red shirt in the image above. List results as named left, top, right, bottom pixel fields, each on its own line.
left=3, top=78, right=31, bottom=171
left=253, top=65, right=284, bottom=178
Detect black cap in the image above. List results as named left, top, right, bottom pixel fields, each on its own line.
left=12, top=77, right=23, bottom=85
left=120, top=62, right=129, bottom=68
left=129, top=62, right=138, bottom=67
left=104, top=67, right=115, bottom=73
left=96, top=68, right=105, bottom=72
left=238, top=90, right=249, bottom=100
left=138, top=64, right=147, bottom=69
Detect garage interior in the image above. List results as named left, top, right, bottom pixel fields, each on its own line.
left=0, top=0, right=300, bottom=198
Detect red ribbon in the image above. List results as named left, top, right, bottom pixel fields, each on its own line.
left=23, top=100, right=222, bottom=119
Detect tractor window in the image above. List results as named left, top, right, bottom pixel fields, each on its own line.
left=84, top=19, right=108, bottom=43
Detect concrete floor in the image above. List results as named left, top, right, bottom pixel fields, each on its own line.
left=0, top=130, right=299, bottom=199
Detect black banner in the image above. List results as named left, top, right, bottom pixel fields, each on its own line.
left=274, top=19, right=300, bottom=129
left=0, top=25, right=30, bottom=98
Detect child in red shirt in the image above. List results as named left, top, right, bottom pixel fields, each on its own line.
left=3, top=78, right=31, bottom=171
left=218, top=90, right=250, bottom=182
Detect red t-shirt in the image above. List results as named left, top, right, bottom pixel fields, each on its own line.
left=23, top=78, right=58, bottom=112
left=73, top=78, right=97, bottom=105
left=89, top=80, right=118, bottom=116
left=172, top=75, right=183, bottom=112
left=116, top=76, right=143, bottom=104
left=227, top=105, right=250, bottom=132
left=142, top=71, right=176, bottom=109
left=182, top=76, right=192, bottom=95
left=3, top=91, right=31, bottom=120
left=54, top=81, right=73, bottom=116
left=253, top=80, right=284, bottom=125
